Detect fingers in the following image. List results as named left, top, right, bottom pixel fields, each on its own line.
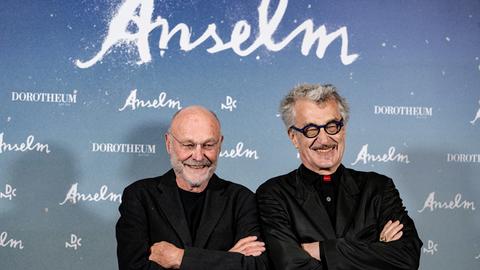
left=380, top=220, right=404, bottom=243
left=242, top=241, right=266, bottom=256
left=229, top=236, right=257, bottom=251
left=235, top=240, right=266, bottom=256
left=236, top=236, right=258, bottom=247
left=229, top=236, right=266, bottom=256
left=387, top=222, right=403, bottom=238
left=301, top=242, right=320, bottom=260
left=391, top=230, right=403, bottom=241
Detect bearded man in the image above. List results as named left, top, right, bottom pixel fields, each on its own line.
left=116, top=106, right=268, bottom=270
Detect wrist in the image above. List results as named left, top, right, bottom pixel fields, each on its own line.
left=174, top=248, right=184, bottom=269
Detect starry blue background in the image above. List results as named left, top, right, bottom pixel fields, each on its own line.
left=1, top=0, right=479, bottom=269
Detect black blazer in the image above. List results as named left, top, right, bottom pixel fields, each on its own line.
left=256, top=165, right=422, bottom=270
left=116, top=170, right=269, bottom=270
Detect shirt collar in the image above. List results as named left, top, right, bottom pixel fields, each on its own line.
left=299, top=163, right=344, bottom=186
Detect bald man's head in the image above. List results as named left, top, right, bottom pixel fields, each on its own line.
left=169, top=106, right=221, bottom=135
left=165, top=106, right=223, bottom=192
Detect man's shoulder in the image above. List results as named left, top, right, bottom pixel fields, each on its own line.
left=122, top=170, right=173, bottom=194
left=343, top=166, right=394, bottom=188
left=125, top=176, right=161, bottom=190
left=120, top=178, right=159, bottom=202
left=212, top=175, right=254, bottom=196
left=256, top=169, right=297, bottom=195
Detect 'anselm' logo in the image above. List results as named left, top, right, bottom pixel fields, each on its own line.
left=220, top=142, right=259, bottom=160
left=118, top=89, right=182, bottom=111
left=74, top=0, right=358, bottom=68
left=59, top=183, right=122, bottom=205
left=0, top=232, right=24, bottom=250
left=0, top=132, right=50, bottom=154
left=417, top=192, right=475, bottom=213
left=351, top=144, right=409, bottom=165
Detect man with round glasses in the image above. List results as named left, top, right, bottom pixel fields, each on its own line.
left=257, top=84, right=422, bottom=269
left=116, top=106, right=269, bottom=270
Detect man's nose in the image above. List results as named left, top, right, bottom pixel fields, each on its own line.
left=191, top=145, right=204, bottom=160
left=315, top=129, right=330, bottom=144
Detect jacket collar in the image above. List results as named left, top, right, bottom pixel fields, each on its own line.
left=295, top=164, right=360, bottom=238
left=156, top=170, right=228, bottom=247
left=335, top=168, right=360, bottom=237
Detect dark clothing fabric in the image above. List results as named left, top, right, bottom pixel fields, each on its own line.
left=178, top=186, right=207, bottom=242
left=116, top=169, right=269, bottom=270
left=256, top=164, right=422, bottom=270
left=300, top=164, right=342, bottom=229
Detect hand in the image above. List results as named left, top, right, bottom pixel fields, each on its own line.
left=229, top=236, right=266, bottom=256
left=301, top=242, right=320, bottom=261
left=149, top=241, right=184, bottom=269
left=379, top=220, right=404, bottom=243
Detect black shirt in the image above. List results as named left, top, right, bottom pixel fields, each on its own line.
left=299, top=164, right=343, bottom=229
left=299, top=164, right=344, bottom=269
left=178, top=186, right=207, bottom=242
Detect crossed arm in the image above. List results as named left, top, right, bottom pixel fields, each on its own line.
left=116, top=185, right=268, bottom=270
left=149, top=236, right=266, bottom=269
left=301, top=220, right=405, bottom=261
left=257, top=178, right=422, bottom=270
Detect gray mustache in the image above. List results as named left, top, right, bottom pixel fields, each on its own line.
left=311, top=145, right=336, bottom=150
left=184, top=160, right=212, bottom=166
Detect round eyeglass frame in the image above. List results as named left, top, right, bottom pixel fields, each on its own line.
left=290, top=118, right=344, bottom=138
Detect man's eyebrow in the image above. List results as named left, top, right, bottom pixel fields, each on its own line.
left=181, top=138, right=218, bottom=143
left=301, top=118, right=340, bottom=126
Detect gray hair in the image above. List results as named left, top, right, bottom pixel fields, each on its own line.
left=279, top=83, right=350, bottom=128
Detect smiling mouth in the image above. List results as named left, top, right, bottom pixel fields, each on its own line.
left=185, top=164, right=209, bottom=169
left=312, top=145, right=336, bottom=152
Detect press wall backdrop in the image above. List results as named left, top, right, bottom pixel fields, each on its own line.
left=1, top=0, right=479, bottom=269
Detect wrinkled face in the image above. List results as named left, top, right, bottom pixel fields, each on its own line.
left=289, top=99, right=346, bottom=175
left=166, top=108, right=223, bottom=191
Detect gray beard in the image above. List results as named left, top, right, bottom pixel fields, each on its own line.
left=184, top=178, right=202, bottom=188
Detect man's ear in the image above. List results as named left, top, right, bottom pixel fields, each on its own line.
left=217, top=135, right=224, bottom=151
left=165, top=133, right=172, bottom=154
left=288, top=129, right=299, bottom=149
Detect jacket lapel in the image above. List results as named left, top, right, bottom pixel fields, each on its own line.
left=294, top=168, right=336, bottom=238
left=194, top=175, right=228, bottom=248
left=335, top=168, right=360, bottom=237
left=156, top=170, right=193, bottom=246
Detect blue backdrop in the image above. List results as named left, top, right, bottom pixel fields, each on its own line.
left=1, top=0, right=479, bottom=269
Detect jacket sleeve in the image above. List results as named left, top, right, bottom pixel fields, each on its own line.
left=117, top=184, right=269, bottom=270
left=116, top=185, right=165, bottom=270
left=180, top=189, right=269, bottom=270
left=256, top=185, right=324, bottom=270
left=321, top=178, right=422, bottom=270
left=257, top=178, right=422, bottom=270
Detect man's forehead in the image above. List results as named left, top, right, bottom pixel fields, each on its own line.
left=171, top=116, right=220, bottom=141
left=172, top=107, right=219, bottom=125
left=172, top=117, right=219, bottom=131
left=295, top=99, right=340, bottom=117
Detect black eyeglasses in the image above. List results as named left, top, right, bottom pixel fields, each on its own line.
left=290, top=119, right=344, bottom=138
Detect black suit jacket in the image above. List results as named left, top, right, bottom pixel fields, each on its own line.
left=256, top=165, right=422, bottom=270
left=116, top=170, right=269, bottom=270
